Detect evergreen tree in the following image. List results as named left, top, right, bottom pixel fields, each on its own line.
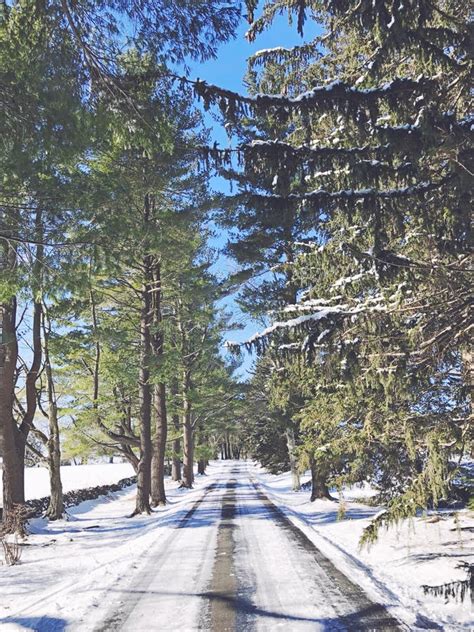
left=196, top=0, right=472, bottom=536
left=0, top=0, right=240, bottom=528
left=0, top=4, right=89, bottom=527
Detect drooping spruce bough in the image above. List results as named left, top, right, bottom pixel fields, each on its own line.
left=198, top=0, right=473, bottom=541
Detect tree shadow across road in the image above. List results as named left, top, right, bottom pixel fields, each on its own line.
left=105, top=587, right=405, bottom=630
left=0, top=617, right=67, bottom=631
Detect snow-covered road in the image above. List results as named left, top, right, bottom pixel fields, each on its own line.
left=233, top=473, right=402, bottom=631
left=98, top=462, right=403, bottom=631
left=101, top=481, right=222, bottom=631
left=1, top=461, right=470, bottom=630
left=2, top=460, right=429, bottom=631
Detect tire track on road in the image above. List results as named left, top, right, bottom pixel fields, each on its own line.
left=200, top=479, right=238, bottom=632
left=247, top=476, right=405, bottom=631
left=97, top=481, right=220, bottom=631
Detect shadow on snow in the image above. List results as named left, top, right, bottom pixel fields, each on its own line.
left=0, top=617, right=67, bottom=631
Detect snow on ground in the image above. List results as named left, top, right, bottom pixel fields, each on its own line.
left=0, top=462, right=136, bottom=505
left=233, top=467, right=402, bottom=631
left=0, top=462, right=225, bottom=631
left=253, top=464, right=474, bottom=631
left=25, top=462, right=136, bottom=500
left=1, top=461, right=472, bottom=631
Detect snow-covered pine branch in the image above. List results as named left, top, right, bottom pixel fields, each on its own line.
left=189, top=75, right=434, bottom=120
left=245, top=178, right=448, bottom=204
left=248, top=40, right=321, bottom=68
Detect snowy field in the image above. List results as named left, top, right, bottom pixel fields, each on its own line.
left=254, top=466, right=474, bottom=630
left=0, top=462, right=136, bottom=506
left=25, top=462, right=135, bottom=499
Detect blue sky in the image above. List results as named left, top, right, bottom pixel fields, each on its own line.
left=192, top=6, right=319, bottom=93
left=188, top=6, right=319, bottom=378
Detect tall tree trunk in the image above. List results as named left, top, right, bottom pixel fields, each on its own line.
left=133, top=197, right=153, bottom=516
left=462, top=347, right=473, bottom=419
left=171, top=412, right=181, bottom=481
left=42, top=308, right=64, bottom=520
left=181, top=370, right=193, bottom=488
left=226, top=433, right=232, bottom=460
left=309, top=455, right=332, bottom=501
left=286, top=427, right=301, bottom=491
left=151, top=259, right=167, bottom=506
left=177, top=300, right=194, bottom=489
left=151, top=382, right=167, bottom=506
left=0, top=295, right=23, bottom=527
left=1, top=208, right=42, bottom=530
left=134, top=257, right=153, bottom=515
left=196, top=427, right=206, bottom=475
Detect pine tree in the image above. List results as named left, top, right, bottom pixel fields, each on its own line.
left=195, top=0, right=472, bottom=536
left=1, top=0, right=240, bottom=527
left=169, top=254, right=230, bottom=488
left=0, top=4, right=89, bottom=528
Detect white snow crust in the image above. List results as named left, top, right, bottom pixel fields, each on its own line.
left=0, top=462, right=225, bottom=631
left=0, top=462, right=136, bottom=506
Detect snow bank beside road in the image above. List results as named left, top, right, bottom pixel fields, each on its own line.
left=253, top=465, right=474, bottom=631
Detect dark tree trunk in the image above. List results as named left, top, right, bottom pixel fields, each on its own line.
left=182, top=422, right=194, bottom=486
left=197, top=459, right=206, bottom=475
left=462, top=347, right=473, bottom=419
left=286, top=427, right=301, bottom=491
left=133, top=198, right=154, bottom=516
left=151, top=382, right=167, bottom=506
left=1, top=211, right=42, bottom=530
left=151, top=259, right=167, bottom=506
left=182, top=421, right=193, bottom=487
left=134, top=262, right=153, bottom=515
left=43, top=309, right=64, bottom=520
left=181, top=370, right=193, bottom=488
left=171, top=412, right=181, bottom=482
left=46, top=434, right=63, bottom=520
left=0, top=293, right=24, bottom=529
left=310, top=456, right=332, bottom=501
left=135, top=446, right=152, bottom=514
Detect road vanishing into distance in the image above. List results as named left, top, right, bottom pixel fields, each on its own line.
left=98, top=463, right=404, bottom=631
